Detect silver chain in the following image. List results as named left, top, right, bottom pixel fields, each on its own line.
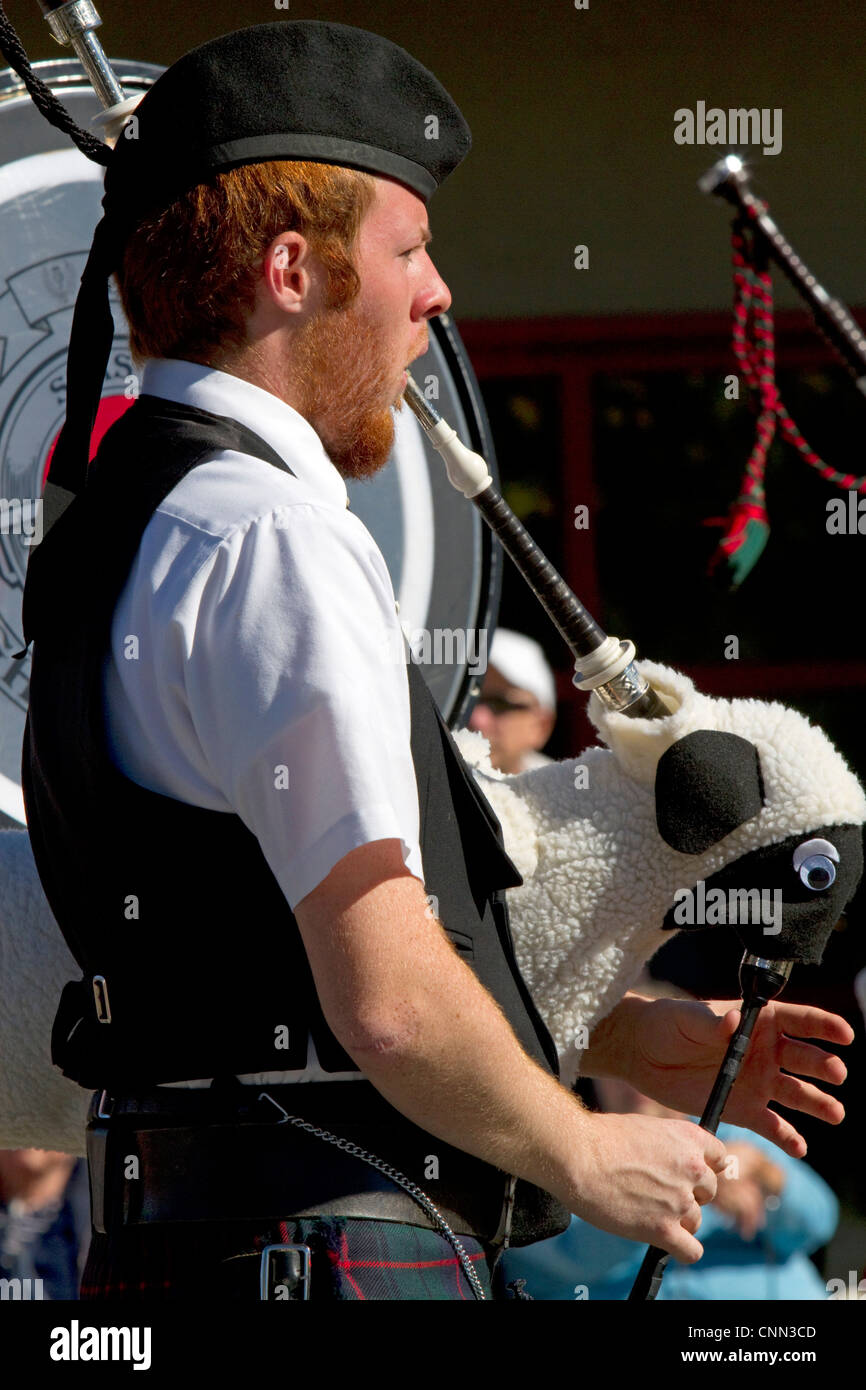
left=262, top=1099, right=487, bottom=1300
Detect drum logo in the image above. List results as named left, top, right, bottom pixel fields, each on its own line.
left=0, top=249, right=134, bottom=713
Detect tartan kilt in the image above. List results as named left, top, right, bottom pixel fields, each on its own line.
left=80, top=1216, right=496, bottom=1301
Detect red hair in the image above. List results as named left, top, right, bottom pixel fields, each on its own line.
left=114, top=160, right=377, bottom=365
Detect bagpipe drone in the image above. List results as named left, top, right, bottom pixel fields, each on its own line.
left=700, top=154, right=866, bottom=587
left=0, top=1, right=864, bottom=1304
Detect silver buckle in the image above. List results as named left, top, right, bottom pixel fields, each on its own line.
left=259, top=1244, right=311, bottom=1300
left=86, top=1091, right=114, bottom=1236
left=92, top=975, right=112, bottom=1023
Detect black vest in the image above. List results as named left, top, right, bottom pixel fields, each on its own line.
left=20, top=394, right=568, bottom=1242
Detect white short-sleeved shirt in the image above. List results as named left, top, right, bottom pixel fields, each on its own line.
left=102, top=358, right=425, bottom=1083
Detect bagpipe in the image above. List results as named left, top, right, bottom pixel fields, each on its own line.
left=402, top=148, right=866, bottom=1300
left=407, top=152, right=866, bottom=1297
left=404, top=372, right=866, bottom=1300
left=0, top=1, right=865, bottom=1303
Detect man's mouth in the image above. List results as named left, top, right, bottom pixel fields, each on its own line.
left=394, top=342, right=428, bottom=399
left=410, top=337, right=429, bottom=366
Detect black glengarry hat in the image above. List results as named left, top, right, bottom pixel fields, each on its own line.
left=40, top=20, right=471, bottom=539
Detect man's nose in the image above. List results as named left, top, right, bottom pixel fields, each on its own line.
left=418, top=255, right=451, bottom=319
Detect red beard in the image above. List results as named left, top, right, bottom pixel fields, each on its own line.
left=291, top=301, right=405, bottom=480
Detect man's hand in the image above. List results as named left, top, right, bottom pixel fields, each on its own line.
left=616, top=995, right=853, bottom=1158
left=711, top=1141, right=785, bottom=1240
left=569, top=1112, right=728, bottom=1263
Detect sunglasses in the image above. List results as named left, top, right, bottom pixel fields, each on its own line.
left=474, top=695, right=537, bottom=715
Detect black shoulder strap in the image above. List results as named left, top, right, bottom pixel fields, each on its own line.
left=92, top=393, right=294, bottom=479
left=20, top=393, right=295, bottom=650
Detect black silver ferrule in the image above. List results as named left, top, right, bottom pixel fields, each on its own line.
left=739, top=954, right=794, bottom=1006
left=41, top=1, right=126, bottom=110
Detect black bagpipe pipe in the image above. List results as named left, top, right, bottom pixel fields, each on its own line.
left=698, top=153, right=866, bottom=385
left=402, top=375, right=672, bottom=720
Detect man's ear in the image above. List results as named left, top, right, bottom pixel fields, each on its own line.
left=263, top=231, right=317, bottom=315
left=655, top=730, right=765, bottom=854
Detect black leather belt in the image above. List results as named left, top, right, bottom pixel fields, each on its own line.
left=85, top=1081, right=513, bottom=1244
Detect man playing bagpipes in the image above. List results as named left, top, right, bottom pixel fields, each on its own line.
left=10, top=19, right=861, bottom=1301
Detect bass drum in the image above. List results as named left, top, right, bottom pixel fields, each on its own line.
left=0, top=59, right=501, bottom=827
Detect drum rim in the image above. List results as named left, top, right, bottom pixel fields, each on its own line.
left=429, top=313, right=502, bottom=729
left=0, top=56, right=162, bottom=102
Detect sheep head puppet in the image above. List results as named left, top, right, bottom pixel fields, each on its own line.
left=0, top=657, right=864, bottom=1151
left=454, top=659, right=866, bottom=1087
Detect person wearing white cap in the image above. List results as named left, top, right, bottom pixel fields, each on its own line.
left=467, top=628, right=557, bottom=773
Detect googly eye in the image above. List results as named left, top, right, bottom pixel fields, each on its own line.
left=793, top=838, right=839, bottom=892
left=798, top=855, right=836, bottom=891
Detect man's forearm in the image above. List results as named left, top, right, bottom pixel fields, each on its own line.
left=296, top=843, right=593, bottom=1206
left=295, top=844, right=732, bottom=1259
left=329, top=949, right=732, bottom=1265
left=333, top=936, right=592, bottom=1209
